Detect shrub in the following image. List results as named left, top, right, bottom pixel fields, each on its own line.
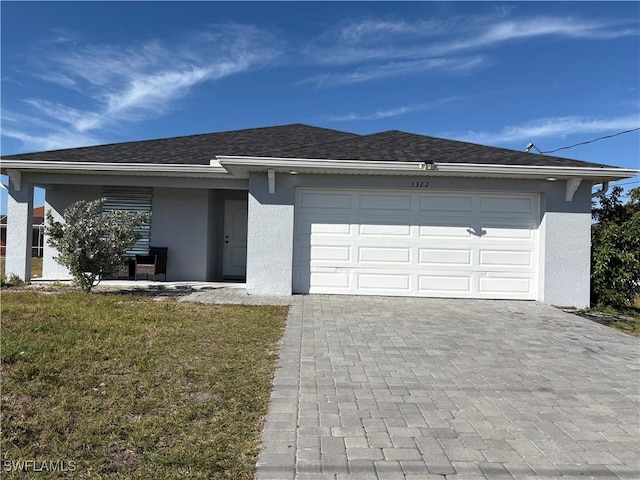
left=46, top=198, right=149, bottom=293
left=591, top=186, right=640, bottom=308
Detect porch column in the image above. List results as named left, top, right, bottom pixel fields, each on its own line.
left=246, top=172, right=295, bottom=295
left=5, top=174, right=33, bottom=281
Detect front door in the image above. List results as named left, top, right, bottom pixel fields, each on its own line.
left=222, top=199, right=248, bottom=278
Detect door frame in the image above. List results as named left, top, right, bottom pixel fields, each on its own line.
left=221, top=198, right=248, bottom=280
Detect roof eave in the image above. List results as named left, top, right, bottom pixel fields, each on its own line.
left=0, top=160, right=231, bottom=178
left=435, top=162, right=639, bottom=182
left=1, top=158, right=636, bottom=184
left=217, top=156, right=639, bottom=182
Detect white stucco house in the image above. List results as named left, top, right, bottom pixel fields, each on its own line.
left=2, top=124, right=637, bottom=307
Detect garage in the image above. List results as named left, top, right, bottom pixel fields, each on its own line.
left=293, top=188, right=540, bottom=299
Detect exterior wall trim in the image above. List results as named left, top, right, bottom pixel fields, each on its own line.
left=217, top=156, right=638, bottom=182
left=3, top=158, right=637, bottom=184
left=1, top=160, right=229, bottom=177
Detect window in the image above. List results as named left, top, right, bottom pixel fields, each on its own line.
left=102, top=187, right=152, bottom=255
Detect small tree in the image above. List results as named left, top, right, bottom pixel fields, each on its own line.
left=46, top=198, right=149, bottom=293
left=591, top=186, right=640, bottom=309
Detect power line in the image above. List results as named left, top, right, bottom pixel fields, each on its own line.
left=615, top=180, right=640, bottom=186
left=539, top=126, right=640, bottom=154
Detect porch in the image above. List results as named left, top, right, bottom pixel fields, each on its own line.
left=3, top=171, right=249, bottom=283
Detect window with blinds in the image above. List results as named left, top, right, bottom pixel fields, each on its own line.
left=102, top=187, right=152, bottom=255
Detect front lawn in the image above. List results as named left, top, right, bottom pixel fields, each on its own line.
left=1, top=292, right=287, bottom=479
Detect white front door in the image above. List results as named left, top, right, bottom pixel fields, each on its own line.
left=222, top=199, right=248, bottom=278
left=293, top=188, right=540, bottom=299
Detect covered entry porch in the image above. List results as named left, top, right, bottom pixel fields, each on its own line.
left=3, top=169, right=249, bottom=283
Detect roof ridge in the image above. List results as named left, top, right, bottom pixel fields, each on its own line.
left=1, top=124, right=618, bottom=169
left=2, top=123, right=355, bottom=157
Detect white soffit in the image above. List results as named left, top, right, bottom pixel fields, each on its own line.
left=2, top=157, right=637, bottom=183
left=0, top=160, right=231, bottom=178
left=217, top=156, right=639, bottom=182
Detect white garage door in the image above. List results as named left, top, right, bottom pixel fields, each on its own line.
left=293, top=188, right=539, bottom=299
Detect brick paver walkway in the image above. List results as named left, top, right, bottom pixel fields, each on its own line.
left=254, top=295, right=639, bottom=480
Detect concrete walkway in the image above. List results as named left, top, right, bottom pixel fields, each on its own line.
left=252, top=295, right=639, bottom=480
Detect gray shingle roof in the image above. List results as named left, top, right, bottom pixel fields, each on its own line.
left=1, top=123, right=614, bottom=168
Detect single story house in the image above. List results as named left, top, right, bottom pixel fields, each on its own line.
left=1, top=124, right=636, bottom=307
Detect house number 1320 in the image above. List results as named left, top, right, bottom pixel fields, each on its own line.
left=411, top=181, right=429, bottom=188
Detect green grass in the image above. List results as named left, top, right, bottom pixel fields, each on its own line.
left=1, top=292, right=288, bottom=479
left=0, top=257, right=43, bottom=279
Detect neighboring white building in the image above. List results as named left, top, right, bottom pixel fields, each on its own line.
left=2, top=124, right=637, bottom=307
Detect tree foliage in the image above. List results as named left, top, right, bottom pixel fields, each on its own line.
left=46, top=198, right=149, bottom=293
left=591, top=186, right=640, bottom=308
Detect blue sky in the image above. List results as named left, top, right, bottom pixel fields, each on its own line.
left=1, top=1, right=639, bottom=213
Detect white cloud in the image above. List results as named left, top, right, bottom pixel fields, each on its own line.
left=338, top=19, right=450, bottom=43
left=5, top=23, right=280, bottom=151
left=1, top=129, right=101, bottom=152
left=454, top=114, right=640, bottom=146
left=303, top=56, right=484, bottom=88
left=327, top=96, right=464, bottom=121
left=23, top=100, right=102, bottom=132
left=104, top=67, right=214, bottom=119
left=305, top=14, right=638, bottom=67
left=434, top=17, right=637, bottom=55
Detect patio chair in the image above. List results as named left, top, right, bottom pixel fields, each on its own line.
left=134, top=247, right=168, bottom=281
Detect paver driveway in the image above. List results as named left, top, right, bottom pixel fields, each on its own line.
left=256, top=296, right=640, bottom=480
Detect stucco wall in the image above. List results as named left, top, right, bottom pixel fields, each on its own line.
left=246, top=173, right=296, bottom=295
left=42, top=185, right=103, bottom=280
left=150, top=187, right=211, bottom=281
left=539, top=182, right=592, bottom=308
left=39, top=183, right=221, bottom=282
left=245, top=172, right=593, bottom=306
left=19, top=173, right=246, bottom=282
left=8, top=169, right=593, bottom=307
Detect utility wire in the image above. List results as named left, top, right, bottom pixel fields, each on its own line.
left=540, top=126, right=640, bottom=154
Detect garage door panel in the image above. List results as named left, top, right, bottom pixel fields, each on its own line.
left=300, top=192, right=352, bottom=209
left=296, top=219, right=351, bottom=237
left=479, top=250, right=532, bottom=267
left=309, top=235, right=355, bottom=247
left=360, top=193, right=413, bottom=210
left=418, top=248, right=472, bottom=266
left=358, top=246, right=411, bottom=264
left=419, top=225, right=473, bottom=238
left=357, top=273, right=410, bottom=290
left=482, top=225, right=535, bottom=240
left=481, top=196, right=534, bottom=214
left=311, top=271, right=350, bottom=288
left=312, top=246, right=351, bottom=262
left=294, top=189, right=539, bottom=300
left=359, top=224, right=411, bottom=236
left=479, top=276, right=533, bottom=294
left=311, top=222, right=351, bottom=234
left=419, top=195, right=473, bottom=212
left=418, top=275, right=471, bottom=293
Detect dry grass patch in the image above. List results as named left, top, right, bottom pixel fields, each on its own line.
left=572, top=300, right=640, bottom=337
left=1, top=292, right=287, bottom=479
